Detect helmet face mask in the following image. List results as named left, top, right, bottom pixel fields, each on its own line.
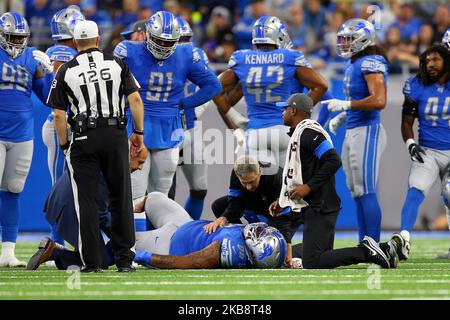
left=252, top=16, right=287, bottom=49
left=244, top=224, right=287, bottom=269
left=0, top=12, right=30, bottom=59
left=336, top=18, right=376, bottom=58
left=51, top=5, right=85, bottom=41
left=146, top=11, right=180, bottom=60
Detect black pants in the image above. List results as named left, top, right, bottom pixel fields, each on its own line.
left=67, top=126, right=134, bottom=269
left=295, top=207, right=367, bottom=269
left=53, top=237, right=114, bottom=270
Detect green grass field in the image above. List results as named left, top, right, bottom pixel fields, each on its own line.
left=1, top=237, right=450, bottom=300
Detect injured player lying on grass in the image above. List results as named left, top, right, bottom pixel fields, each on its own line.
left=27, top=192, right=287, bottom=270
left=28, top=192, right=399, bottom=270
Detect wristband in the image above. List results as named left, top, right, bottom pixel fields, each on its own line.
left=60, top=142, right=70, bottom=151
left=133, top=129, right=144, bottom=135
left=406, top=138, right=415, bottom=150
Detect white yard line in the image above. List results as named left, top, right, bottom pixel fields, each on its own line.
left=1, top=289, right=450, bottom=297
left=1, top=279, right=450, bottom=286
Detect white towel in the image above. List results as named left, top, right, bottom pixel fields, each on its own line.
left=279, top=119, right=333, bottom=212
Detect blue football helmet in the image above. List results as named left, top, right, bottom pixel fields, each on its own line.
left=146, top=11, right=180, bottom=60
left=51, top=5, right=85, bottom=41
left=244, top=223, right=287, bottom=269
left=336, top=18, right=376, bottom=58
left=442, top=28, right=450, bottom=49
left=252, top=16, right=287, bottom=48
left=176, top=16, right=193, bottom=43
left=0, top=11, right=30, bottom=59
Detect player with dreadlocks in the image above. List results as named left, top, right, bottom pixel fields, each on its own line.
left=391, top=44, right=450, bottom=260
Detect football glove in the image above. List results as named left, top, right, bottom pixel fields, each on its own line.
left=33, top=50, right=53, bottom=74
left=328, top=112, right=346, bottom=135
left=407, top=139, right=426, bottom=163
left=321, top=99, right=351, bottom=112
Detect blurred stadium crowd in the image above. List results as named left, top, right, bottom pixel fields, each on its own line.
left=2, top=0, right=449, bottom=74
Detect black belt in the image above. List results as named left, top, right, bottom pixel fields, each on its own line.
left=96, top=117, right=120, bottom=127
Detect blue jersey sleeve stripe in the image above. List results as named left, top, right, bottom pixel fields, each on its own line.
left=228, top=189, right=244, bottom=197
left=314, top=140, right=334, bottom=159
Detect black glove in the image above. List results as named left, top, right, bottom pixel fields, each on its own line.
left=408, top=143, right=426, bottom=163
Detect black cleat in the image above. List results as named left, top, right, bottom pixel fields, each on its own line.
left=117, top=265, right=136, bottom=273
left=27, top=237, right=56, bottom=270
left=362, top=236, right=390, bottom=269
left=380, top=240, right=399, bottom=269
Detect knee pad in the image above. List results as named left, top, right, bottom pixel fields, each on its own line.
left=189, top=189, right=207, bottom=200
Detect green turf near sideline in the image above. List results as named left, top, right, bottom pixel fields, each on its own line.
left=1, top=239, right=449, bottom=300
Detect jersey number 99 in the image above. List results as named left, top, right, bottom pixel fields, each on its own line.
left=0, top=63, right=29, bottom=92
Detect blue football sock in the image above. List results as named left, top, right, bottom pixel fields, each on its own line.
left=400, top=187, right=425, bottom=232
left=0, top=191, right=20, bottom=243
left=357, top=193, right=382, bottom=242
left=134, top=250, right=152, bottom=265
left=184, top=196, right=204, bottom=220
left=50, top=223, right=65, bottom=246
left=354, top=197, right=367, bottom=244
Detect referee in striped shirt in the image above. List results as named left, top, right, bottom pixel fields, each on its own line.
left=47, top=20, right=144, bottom=272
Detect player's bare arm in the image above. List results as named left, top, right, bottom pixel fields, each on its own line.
left=149, top=241, right=221, bottom=269
left=350, top=73, right=387, bottom=111
left=213, top=69, right=240, bottom=129
left=295, top=66, right=328, bottom=105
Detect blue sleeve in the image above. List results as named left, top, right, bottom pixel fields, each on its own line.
left=182, top=49, right=222, bottom=109
left=198, top=48, right=209, bottom=66
left=288, top=49, right=312, bottom=68
left=360, top=56, right=388, bottom=75
left=403, top=76, right=419, bottom=102
left=228, top=50, right=240, bottom=69
left=228, top=189, right=244, bottom=197
left=220, top=233, right=248, bottom=268
left=113, top=41, right=128, bottom=60
left=314, top=139, right=334, bottom=159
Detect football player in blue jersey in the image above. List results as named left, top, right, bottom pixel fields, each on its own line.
left=42, top=6, right=85, bottom=246
left=0, top=12, right=53, bottom=267
left=42, top=6, right=84, bottom=187
left=114, top=11, right=221, bottom=200
left=28, top=192, right=287, bottom=270
left=390, top=44, right=450, bottom=260
left=172, top=16, right=210, bottom=219
left=320, top=19, right=389, bottom=244
left=214, top=16, right=328, bottom=171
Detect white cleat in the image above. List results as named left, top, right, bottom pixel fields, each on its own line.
left=390, top=230, right=411, bottom=261
left=0, top=255, right=27, bottom=267
left=291, top=258, right=303, bottom=269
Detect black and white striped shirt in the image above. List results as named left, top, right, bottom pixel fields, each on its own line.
left=47, top=48, right=140, bottom=122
